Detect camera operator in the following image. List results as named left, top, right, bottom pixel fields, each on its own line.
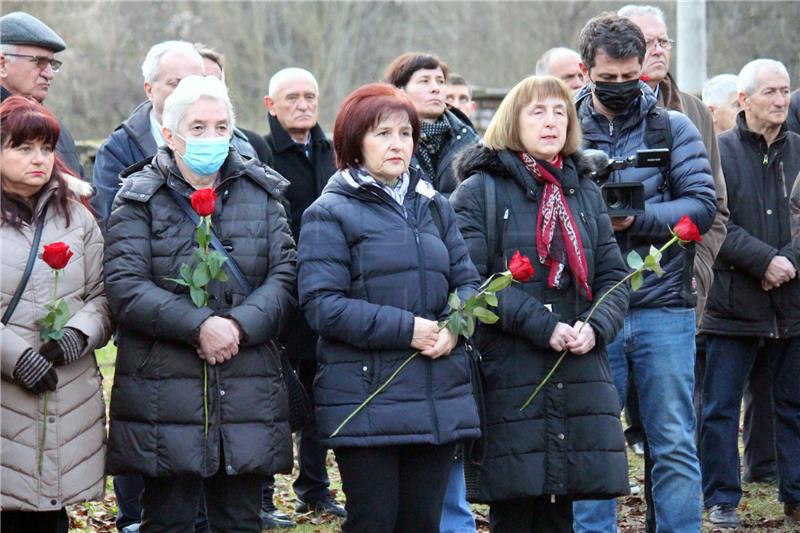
left=571, top=13, right=716, bottom=533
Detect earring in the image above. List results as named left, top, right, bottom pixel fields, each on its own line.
left=354, top=157, right=360, bottom=163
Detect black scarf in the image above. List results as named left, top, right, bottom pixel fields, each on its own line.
left=416, top=116, right=451, bottom=179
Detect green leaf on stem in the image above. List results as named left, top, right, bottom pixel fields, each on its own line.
left=644, top=254, right=665, bottom=277
left=484, top=291, right=498, bottom=307
left=166, top=277, right=190, bottom=287
left=447, top=292, right=461, bottom=313
left=216, top=270, right=228, bottom=283
left=196, top=225, right=208, bottom=250
left=486, top=273, right=513, bottom=293
left=52, top=300, right=70, bottom=331
left=649, top=245, right=662, bottom=263
left=627, top=250, right=644, bottom=270
left=447, top=312, right=462, bottom=338
left=473, top=306, right=500, bottom=324
left=192, top=263, right=211, bottom=288
left=194, top=248, right=207, bottom=263
left=180, top=263, right=193, bottom=284
left=631, top=270, right=644, bottom=291
left=207, top=253, right=221, bottom=279
left=464, top=314, right=476, bottom=338
left=190, top=286, right=206, bottom=308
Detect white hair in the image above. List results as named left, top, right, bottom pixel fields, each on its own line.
left=141, top=40, right=203, bottom=84
left=162, top=75, right=235, bottom=133
left=702, top=74, right=739, bottom=106
left=535, top=47, right=581, bottom=76
left=617, top=4, right=667, bottom=25
left=737, top=59, right=790, bottom=96
left=267, top=67, right=318, bottom=99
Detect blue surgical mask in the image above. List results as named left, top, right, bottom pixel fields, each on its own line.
left=176, top=134, right=230, bottom=176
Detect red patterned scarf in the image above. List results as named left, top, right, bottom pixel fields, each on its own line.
left=519, top=152, right=592, bottom=300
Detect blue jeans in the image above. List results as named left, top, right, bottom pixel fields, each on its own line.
left=439, top=458, right=476, bottom=533
left=574, top=307, right=701, bottom=533
left=701, top=335, right=800, bottom=508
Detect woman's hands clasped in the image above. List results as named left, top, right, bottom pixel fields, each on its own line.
left=411, top=317, right=458, bottom=359
left=197, top=316, right=241, bottom=365
left=548, top=320, right=596, bottom=355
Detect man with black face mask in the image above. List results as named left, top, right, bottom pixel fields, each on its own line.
left=571, top=13, right=716, bottom=533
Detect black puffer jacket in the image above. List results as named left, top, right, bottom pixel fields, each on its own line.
left=411, top=108, right=481, bottom=195
left=105, top=147, right=296, bottom=478
left=298, top=168, right=481, bottom=449
left=450, top=146, right=629, bottom=503
left=701, top=114, right=800, bottom=339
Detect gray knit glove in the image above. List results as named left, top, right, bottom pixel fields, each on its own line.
left=39, top=327, right=86, bottom=366
left=13, top=350, right=58, bottom=394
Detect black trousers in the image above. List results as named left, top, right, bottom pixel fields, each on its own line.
left=141, top=469, right=264, bottom=533
left=489, top=496, right=573, bottom=533
left=263, top=358, right=331, bottom=507
left=335, top=443, right=456, bottom=533
left=742, top=348, right=777, bottom=480
left=0, top=508, right=68, bottom=533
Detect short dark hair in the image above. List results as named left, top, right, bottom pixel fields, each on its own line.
left=194, top=42, right=225, bottom=71
left=384, top=52, right=449, bottom=88
left=333, top=83, right=420, bottom=170
left=578, top=12, right=646, bottom=70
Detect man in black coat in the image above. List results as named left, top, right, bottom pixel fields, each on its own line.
left=260, top=67, right=342, bottom=528
left=0, top=11, right=84, bottom=178
left=699, top=59, right=800, bottom=528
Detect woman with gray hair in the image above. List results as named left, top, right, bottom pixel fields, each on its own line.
left=104, top=75, right=297, bottom=531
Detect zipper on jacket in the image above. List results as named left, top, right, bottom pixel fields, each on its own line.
left=763, top=152, right=769, bottom=166
left=780, top=161, right=788, bottom=198
left=609, top=121, right=614, bottom=137
left=498, top=208, right=510, bottom=268
left=409, top=205, right=441, bottom=443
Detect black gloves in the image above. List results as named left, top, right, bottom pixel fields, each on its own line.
left=40, top=327, right=86, bottom=366
left=13, top=349, right=58, bottom=394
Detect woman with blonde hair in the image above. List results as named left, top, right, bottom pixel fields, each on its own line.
left=451, top=76, right=630, bottom=531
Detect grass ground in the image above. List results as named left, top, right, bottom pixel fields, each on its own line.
left=66, top=344, right=795, bottom=532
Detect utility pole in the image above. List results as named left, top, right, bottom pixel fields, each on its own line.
left=676, top=0, right=707, bottom=95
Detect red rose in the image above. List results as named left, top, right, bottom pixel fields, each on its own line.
left=509, top=250, right=535, bottom=282
left=673, top=215, right=702, bottom=243
left=191, top=188, right=217, bottom=217
left=42, top=242, right=73, bottom=270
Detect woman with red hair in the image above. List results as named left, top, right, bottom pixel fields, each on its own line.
left=297, top=83, right=481, bottom=532
left=0, top=96, right=111, bottom=532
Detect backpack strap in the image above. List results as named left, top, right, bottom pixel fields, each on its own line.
left=428, top=198, right=446, bottom=241
left=2, top=205, right=49, bottom=325
left=645, top=107, right=674, bottom=194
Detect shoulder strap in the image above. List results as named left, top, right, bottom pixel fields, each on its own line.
left=483, top=172, right=497, bottom=274
left=167, top=188, right=254, bottom=296
left=2, top=205, right=49, bottom=325
left=645, top=107, right=674, bottom=193
left=428, top=198, right=445, bottom=240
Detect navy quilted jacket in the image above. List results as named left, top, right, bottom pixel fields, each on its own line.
left=298, top=167, right=481, bottom=448
left=575, top=83, right=717, bottom=308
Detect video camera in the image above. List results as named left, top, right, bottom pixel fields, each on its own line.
left=585, top=148, right=670, bottom=217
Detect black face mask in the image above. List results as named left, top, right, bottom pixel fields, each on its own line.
left=592, top=79, right=641, bottom=114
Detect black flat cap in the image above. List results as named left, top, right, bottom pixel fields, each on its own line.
left=0, top=12, right=66, bottom=52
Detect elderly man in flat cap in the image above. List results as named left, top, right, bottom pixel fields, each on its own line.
left=0, top=11, right=84, bottom=178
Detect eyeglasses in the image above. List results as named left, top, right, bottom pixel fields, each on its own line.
left=645, top=38, right=674, bottom=51
left=3, top=53, right=62, bottom=72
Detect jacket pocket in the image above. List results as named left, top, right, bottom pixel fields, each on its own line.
left=135, top=339, right=159, bottom=377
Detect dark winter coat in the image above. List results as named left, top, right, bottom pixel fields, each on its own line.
left=450, top=146, right=630, bottom=502
left=575, top=83, right=717, bottom=310
left=1, top=85, right=84, bottom=178
left=788, top=89, right=800, bottom=135
left=104, top=147, right=296, bottom=478
left=265, top=114, right=336, bottom=361
left=92, top=101, right=260, bottom=234
left=410, top=108, right=481, bottom=195
left=298, top=167, right=482, bottom=449
left=700, top=113, right=800, bottom=339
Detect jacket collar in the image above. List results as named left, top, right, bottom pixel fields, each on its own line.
left=121, top=100, right=159, bottom=157
left=267, top=113, right=327, bottom=155
left=323, top=165, right=429, bottom=203
left=0, top=85, right=12, bottom=101
left=734, top=110, right=788, bottom=148
left=656, top=73, right=684, bottom=113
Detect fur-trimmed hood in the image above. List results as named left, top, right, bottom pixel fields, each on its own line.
left=453, top=144, right=607, bottom=185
